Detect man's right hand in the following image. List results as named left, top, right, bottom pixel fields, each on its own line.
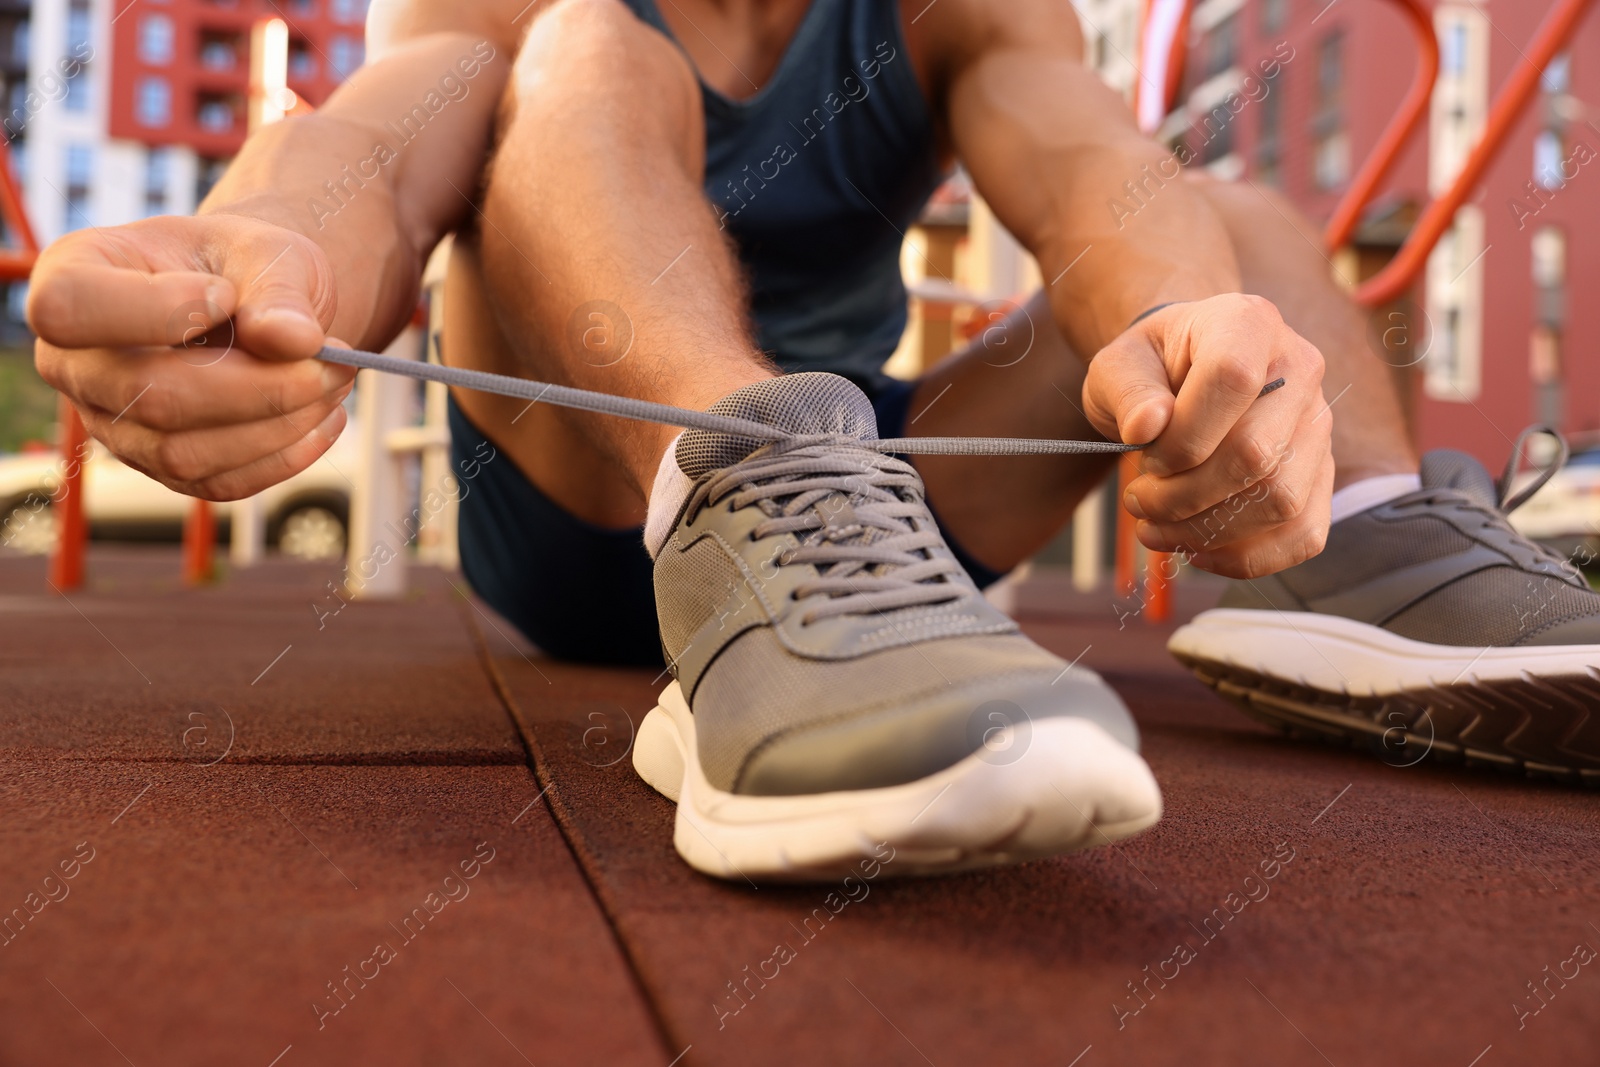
left=28, top=214, right=357, bottom=501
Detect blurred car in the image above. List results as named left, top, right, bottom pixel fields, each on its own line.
left=0, top=428, right=357, bottom=561
left=1509, top=433, right=1600, bottom=563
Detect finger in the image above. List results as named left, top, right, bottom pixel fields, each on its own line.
left=36, top=341, right=355, bottom=432
left=1183, top=452, right=1335, bottom=579
left=1134, top=426, right=1328, bottom=554
left=1082, top=334, right=1175, bottom=445
left=186, top=405, right=349, bottom=502
left=1144, top=303, right=1317, bottom=477
left=82, top=389, right=352, bottom=488
left=28, top=231, right=237, bottom=348
left=1125, top=381, right=1325, bottom=524
left=222, top=232, right=338, bottom=361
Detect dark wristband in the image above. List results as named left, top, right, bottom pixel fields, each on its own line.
left=1129, top=301, right=1186, bottom=327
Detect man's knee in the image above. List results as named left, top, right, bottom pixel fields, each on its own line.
left=511, top=0, right=699, bottom=125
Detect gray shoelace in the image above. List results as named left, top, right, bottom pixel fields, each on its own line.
left=318, top=346, right=1140, bottom=456
left=686, top=438, right=970, bottom=624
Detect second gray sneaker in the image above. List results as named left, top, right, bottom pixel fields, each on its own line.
left=1170, top=433, right=1600, bottom=781
left=631, top=373, right=1162, bottom=882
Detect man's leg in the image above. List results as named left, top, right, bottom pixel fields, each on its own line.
left=909, top=177, right=1419, bottom=576
left=443, top=0, right=772, bottom=531
left=432, top=5, right=1160, bottom=882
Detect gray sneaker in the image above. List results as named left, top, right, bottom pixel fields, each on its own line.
left=631, top=374, right=1162, bottom=881
left=1170, top=436, right=1600, bottom=781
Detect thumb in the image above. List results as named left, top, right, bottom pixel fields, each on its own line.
left=1083, top=333, right=1176, bottom=446
left=217, top=227, right=336, bottom=362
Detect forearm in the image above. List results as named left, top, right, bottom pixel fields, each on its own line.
left=201, top=31, right=510, bottom=348
left=950, top=52, right=1243, bottom=358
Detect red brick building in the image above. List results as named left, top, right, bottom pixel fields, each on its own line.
left=1170, top=0, right=1600, bottom=464
left=107, top=0, right=365, bottom=169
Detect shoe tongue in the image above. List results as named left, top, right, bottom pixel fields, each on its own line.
left=675, top=372, right=879, bottom=478
left=1420, top=449, right=1500, bottom=508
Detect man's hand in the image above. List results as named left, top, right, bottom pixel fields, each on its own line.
left=1083, top=294, right=1334, bottom=578
left=29, top=215, right=356, bottom=501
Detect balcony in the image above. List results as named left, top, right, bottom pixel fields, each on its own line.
left=196, top=95, right=242, bottom=135
left=198, top=39, right=240, bottom=73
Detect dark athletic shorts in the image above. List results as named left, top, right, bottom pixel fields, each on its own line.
left=450, top=377, right=1005, bottom=667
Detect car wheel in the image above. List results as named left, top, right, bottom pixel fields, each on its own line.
left=1, top=498, right=57, bottom=556
left=276, top=504, right=346, bottom=561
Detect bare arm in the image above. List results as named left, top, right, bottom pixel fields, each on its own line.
left=928, top=0, right=1332, bottom=576
left=27, top=0, right=537, bottom=500
left=200, top=3, right=523, bottom=347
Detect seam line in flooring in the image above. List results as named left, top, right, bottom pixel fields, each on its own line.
left=458, top=597, right=685, bottom=1063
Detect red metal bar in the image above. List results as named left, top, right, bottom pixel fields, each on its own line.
left=0, top=138, right=38, bottom=279
left=1324, top=0, right=1440, bottom=252
left=1356, top=0, right=1600, bottom=306
left=48, top=399, right=88, bottom=591
left=183, top=501, right=216, bottom=585
left=1146, top=551, right=1173, bottom=621
left=1114, top=455, right=1139, bottom=597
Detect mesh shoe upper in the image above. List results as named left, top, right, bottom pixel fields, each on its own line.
left=654, top=373, right=1138, bottom=796
left=1220, top=447, right=1600, bottom=647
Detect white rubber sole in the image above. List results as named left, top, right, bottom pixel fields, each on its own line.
left=631, top=681, right=1163, bottom=883
left=1168, top=609, right=1600, bottom=695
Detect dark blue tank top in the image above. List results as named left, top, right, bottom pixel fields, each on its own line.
left=623, top=0, right=944, bottom=387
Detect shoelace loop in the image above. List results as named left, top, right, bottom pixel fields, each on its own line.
left=1391, top=424, right=1581, bottom=579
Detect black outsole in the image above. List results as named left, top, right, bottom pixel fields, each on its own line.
left=1171, top=653, right=1600, bottom=786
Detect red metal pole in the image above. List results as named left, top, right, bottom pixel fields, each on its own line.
left=1147, top=551, right=1173, bottom=622
left=1114, top=455, right=1139, bottom=598
left=183, top=500, right=216, bottom=586
left=48, top=399, right=88, bottom=591
left=1355, top=0, right=1600, bottom=306
left=1323, top=0, right=1440, bottom=252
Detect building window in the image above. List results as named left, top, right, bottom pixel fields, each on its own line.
left=1532, top=226, right=1566, bottom=288
left=331, top=0, right=367, bottom=24
left=1257, top=69, right=1284, bottom=185
left=10, top=22, right=28, bottom=67
left=139, top=15, right=174, bottom=64
left=136, top=77, right=171, bottom=127
left=198, top=97, right=236, bottom=133
left=329, top=36, right=364, bottom=79
left=1202, top=14, right=1239, bottom=82
left=64, top=144, right=92, bottom=231
left=1312, top=32, right=1348, bottom=189
left=199, top=36, right=239, bottom=71
left=1534, top=129, right=1566, bottom=189
left=1541, top=53, right=1571, bottom=95
left=144, top=147, right=170, bottom=217
left=1442, top=22, right=1469, bottom=75
left=66, top=0, right=90, bottom=51
left=1261, top=0, right=1287, bottom=34
left=1314, top=132, right=1349, bottom=188
left=289, top=0, right=317, bottom=15
left=64, top=69, right=88, bottom=113
left=289, top=45, right=317, bottom=80
left=196, top=156, right=228, bottom=205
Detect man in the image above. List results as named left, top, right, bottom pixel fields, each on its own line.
left=29, top=0, right=1600, bottom=881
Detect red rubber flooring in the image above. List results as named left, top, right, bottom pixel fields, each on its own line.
left=3, top=547, right=1597, bottom=1066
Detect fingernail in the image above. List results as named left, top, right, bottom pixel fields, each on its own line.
left=1134, top=520, right=1165, bottom=552
left=315, top=404, right=347, bottom=442
left=259, top=306, right=319, bottom=334
left=321, top=363, right=354, bottom=393
left=1140, top=456, right=1171, bottom=478
left=1123, top=490, right=1147, bottom=519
